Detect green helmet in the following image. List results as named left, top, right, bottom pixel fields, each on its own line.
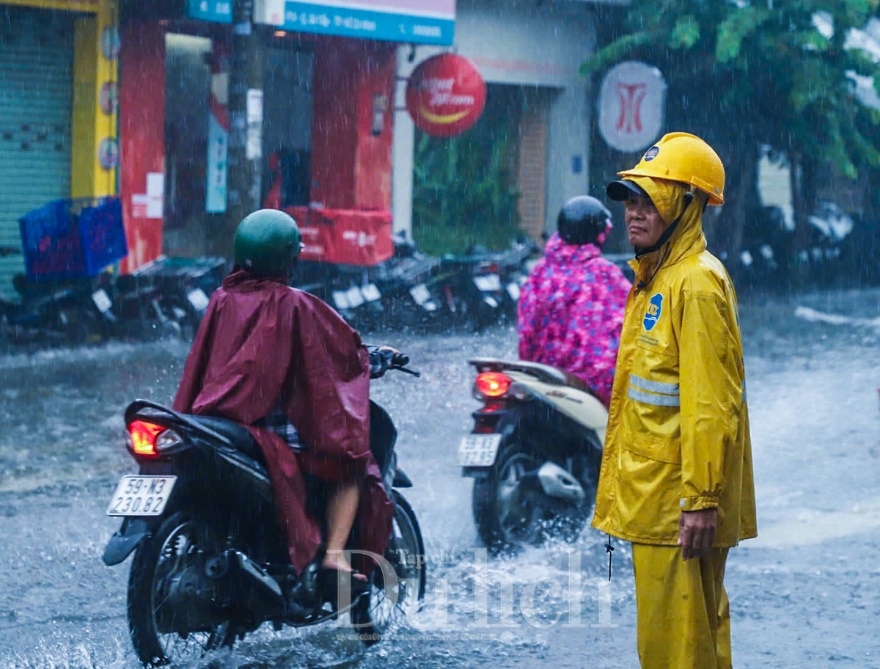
left=233, top=209, right=302, bottom=276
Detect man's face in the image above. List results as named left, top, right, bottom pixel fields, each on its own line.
left=624, top=193, right=665, bottom=248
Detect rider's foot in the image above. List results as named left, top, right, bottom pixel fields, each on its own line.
left=321, top=550, right=368, bottom=582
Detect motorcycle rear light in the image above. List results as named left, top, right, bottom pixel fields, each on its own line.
left=128, top=420, right=164, bottom=458
left=475, top=372, right=512, bottom=399
left=128, top=420, right=181, bottom=458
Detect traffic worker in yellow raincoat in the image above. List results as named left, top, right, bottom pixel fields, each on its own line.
left=592, top=132, right=757, bottom=669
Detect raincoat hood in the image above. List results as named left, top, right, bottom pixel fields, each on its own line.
left=629, top=178, right=707, bottom=289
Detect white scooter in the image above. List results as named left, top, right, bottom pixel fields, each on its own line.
left=458, top=358, right=608, bottom=553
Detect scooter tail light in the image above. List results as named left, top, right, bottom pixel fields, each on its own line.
left=475, top=371, right=512, bottom=399
left=127, top=420, right=181, bottom=457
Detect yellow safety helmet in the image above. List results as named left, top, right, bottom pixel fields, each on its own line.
left=614, top=132, right=725, bottom=206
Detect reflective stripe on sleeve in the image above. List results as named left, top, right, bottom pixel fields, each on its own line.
left=629, top=374, right=680, bottom=395
left=627, top=386, right=681, bottom=407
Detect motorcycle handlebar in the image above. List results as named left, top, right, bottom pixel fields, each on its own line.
left=368, top=346, right=420, bottom=378
left=391, top=364, right=420, bottom=378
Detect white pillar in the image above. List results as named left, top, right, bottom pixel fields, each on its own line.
left=546, top=81, right=590, bottom=236
left=391, top=46, right=416, bottom=239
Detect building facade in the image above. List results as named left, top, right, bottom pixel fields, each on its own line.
left=393, top=0, right=624, bottom=244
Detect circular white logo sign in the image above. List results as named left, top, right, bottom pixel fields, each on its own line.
left=597, top=61, right=667, bottom=153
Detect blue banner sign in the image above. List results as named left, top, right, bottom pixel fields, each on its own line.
left=187, top=0, right=232, bottom=23
left=279, top=2, right=454, bottom=45
left=187, top=0, right=455, bottom=46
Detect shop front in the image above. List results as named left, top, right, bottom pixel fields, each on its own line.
left=0, top=0, right=119, bottom=298
left=118, top=0, right=456, bottom=272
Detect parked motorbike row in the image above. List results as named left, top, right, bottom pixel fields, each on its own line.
left=0, top=255, right=228, bottom=348
left=294, top=234, right=537, bottom=334
left=0, top=237, right=537, bottom=349
left=728, top=202, right=880, bottom=290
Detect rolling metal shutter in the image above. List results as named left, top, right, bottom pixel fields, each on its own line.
left=0, top=5, right=74, bottom=299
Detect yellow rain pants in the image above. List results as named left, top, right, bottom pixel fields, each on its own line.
left=632, top=544, right=731, bottom=669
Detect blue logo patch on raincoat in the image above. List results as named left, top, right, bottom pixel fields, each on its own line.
left=643, top=293, right=663, bottom=331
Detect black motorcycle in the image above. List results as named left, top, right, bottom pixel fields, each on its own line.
left=103, top=351, right=426, bottom=666
left=435, top=241, right=536, bottom=332
left=1, top=271, right=118, bottom=345
left=460, top=357, right=608, bottom=553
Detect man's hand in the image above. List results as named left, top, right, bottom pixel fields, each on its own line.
left=678, top=508, right=717, bottom=561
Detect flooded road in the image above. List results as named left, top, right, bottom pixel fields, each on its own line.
left=0, top=288, right=879, bottom=668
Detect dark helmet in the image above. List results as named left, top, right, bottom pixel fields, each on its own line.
left=233, top=209, right=302, bottom=276
left=557, top=196, right=613, bottom=246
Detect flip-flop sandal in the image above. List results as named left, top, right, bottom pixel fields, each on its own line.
left=317, top=567, right=370, bottom=606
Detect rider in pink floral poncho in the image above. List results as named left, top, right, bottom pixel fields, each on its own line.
left=518, top=196, right=631, bottom=407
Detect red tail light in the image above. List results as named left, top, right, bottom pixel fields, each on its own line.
left=475, top=371, right=512, bottom=398
left=128, top=420, right=164, bottom=458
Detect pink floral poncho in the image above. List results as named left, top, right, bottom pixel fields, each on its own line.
left=517, top=233, right=632, bottom=407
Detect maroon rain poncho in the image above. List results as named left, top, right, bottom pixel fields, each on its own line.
left=173, top=269, right=393, bottom=573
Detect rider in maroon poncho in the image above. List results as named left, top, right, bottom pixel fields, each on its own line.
left=172, top=209, right=393, bottom=587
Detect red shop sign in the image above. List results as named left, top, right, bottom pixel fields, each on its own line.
left=405, top=54, right=487, bottom=137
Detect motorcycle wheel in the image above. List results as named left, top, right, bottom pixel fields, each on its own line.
left=542, top=454, right=598, bottom=544
left=127, top=512, right=236, bottom=666
left=472, top=446, right=544, bottom=554
left=350, top=490, right=426, bottom=645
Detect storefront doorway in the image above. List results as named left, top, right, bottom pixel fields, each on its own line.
left=161, top=32, right=315, bottom=257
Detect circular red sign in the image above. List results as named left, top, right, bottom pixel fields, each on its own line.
left=406, top=54, right=487, bottom=138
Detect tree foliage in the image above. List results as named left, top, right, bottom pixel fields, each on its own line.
left=411, top=92, right=522, bottom=256
left=583, top=0, right=880, bottom=266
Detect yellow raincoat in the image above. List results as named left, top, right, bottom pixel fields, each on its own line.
left=592, top=179, right=757, bottom=547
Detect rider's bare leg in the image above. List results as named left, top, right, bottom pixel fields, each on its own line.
left=322, top=479, right=367, bottom=580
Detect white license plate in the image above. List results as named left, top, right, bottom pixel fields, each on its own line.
left=361, top=283, right=381, bottom=302
left=346, top=286, right=365, bottom=308
left=106, top=475, right=177, bottom=517
left=92, top=288, right=112, bottom=313
left=332, top=290, right=350, bottom=310
left=473, top=274, right=501, bottom=292
left=187, top=288, right=210, bottom=311
left=458, top=434, right=502, bottom=467
left=410, top=284, right=431, bottom=305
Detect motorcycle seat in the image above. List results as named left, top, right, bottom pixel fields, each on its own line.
left=190, top=415, right=265, bottom=464
left=555, top=370, right=592, bottom=395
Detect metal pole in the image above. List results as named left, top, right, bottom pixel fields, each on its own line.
left=219, top=0, right=264, bottom=257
